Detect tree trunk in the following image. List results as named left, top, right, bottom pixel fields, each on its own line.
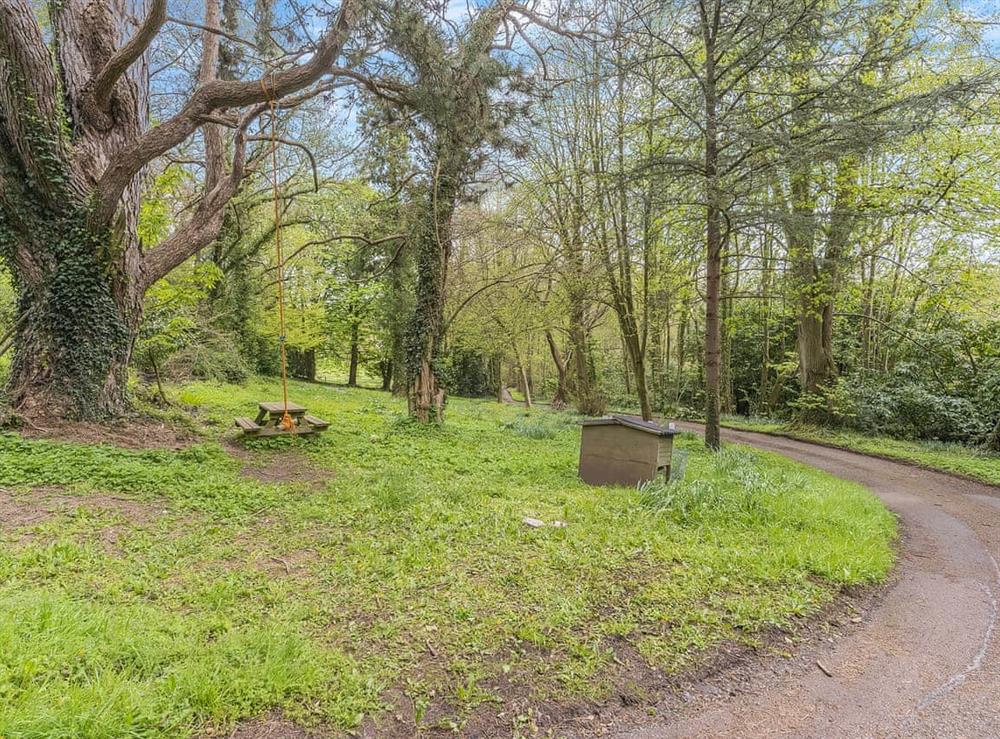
left=632, top=352, right=652, bottom=421
left=675, top=297, right=688, bottom=406
left=347, top=320, right=360, bottom=387
left=388, top=239, right=409, bottom=396
left=380, top=360, right=393, bottom=391
left=5, top=204, right=142, bottom=419
left=490, top=355, right=502, bottom=403
left=703, top=22, right=722, bottom=450
left=987, top=416, right=1000, bottom=453
left=545, top=330, right=570, bottom=409
left=405, top=173, right=455, bottom=423
left=568, top=307, right=604, bottom=416
left=519, top=362, right=533, bottom=408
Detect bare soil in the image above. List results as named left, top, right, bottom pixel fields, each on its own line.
left=16, top=415, right=200, bottom=450
left=225, top=442, right=332, bottom=491
left=202, top=714, right=313, bottom=738
left=0, top=486, right=163, bottom=532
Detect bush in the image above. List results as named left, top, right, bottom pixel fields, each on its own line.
left=161, top=330, right=250, bottom=384
left=438, top=347, right=494, bottom=398
left=841, top=373, right=987, bottom=443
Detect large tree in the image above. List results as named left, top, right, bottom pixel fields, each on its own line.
left=0, top=0, right=357, bottom=418
left=359, top=0, right=585, bottom=422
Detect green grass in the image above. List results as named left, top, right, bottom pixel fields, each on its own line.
left=721, top=415, right=1000, bottom=487
left=0, top=380, right=896, bottom=736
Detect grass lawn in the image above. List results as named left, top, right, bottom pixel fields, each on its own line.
left=720, top=415, right=1000, bottom=487
left=0, top=379, right=895, bottom=736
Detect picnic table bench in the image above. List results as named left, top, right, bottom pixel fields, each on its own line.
left=234, top=401, right=329, bottom=437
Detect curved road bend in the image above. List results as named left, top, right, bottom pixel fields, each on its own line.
left=605, top=423, right=1000, bottom=738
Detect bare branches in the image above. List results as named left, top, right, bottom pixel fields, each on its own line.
left=505, top=3, right=599, bottom=42
left=92, top=0, right=361, bottom=228
left=89, top=0, right=167, bottom=110
left=166, top=14, right=259, bottom=52
left=247, top=135, right=321, bottom=192
left=259, top=233, right=406, bottom=287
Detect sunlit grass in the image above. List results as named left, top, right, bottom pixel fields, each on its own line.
left=0, top=380, right=896, bottom=735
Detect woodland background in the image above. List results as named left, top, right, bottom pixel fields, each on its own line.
left=1, top=0, right=998, bottom=449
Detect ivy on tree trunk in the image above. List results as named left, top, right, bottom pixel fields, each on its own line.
left=0, top=0, right=357, bottom=419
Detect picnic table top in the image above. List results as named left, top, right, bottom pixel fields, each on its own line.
left=258, top=401, right=307, bottom=414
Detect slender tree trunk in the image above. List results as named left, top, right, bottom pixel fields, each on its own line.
left=494, top=356, right=504, bottom=403
left=380, top=360, right=392, bottom=391
left=518, top=357, right=533, bottom=409
left=703, top=21, right=722, bottom=450
left=987, top=416, right=1000, bottom=453
left=569, top=309, right=603, bottom=416
left=347, top=320, right=360, bottom=387
left=720, top=247, right=734, bottom=415
left=622, top=337, right=632, bottom=396
left=388, top=245, right=408, bottom=395
left=675, top=298, right=688, bottom=406
left=545, top=330, right=570, bottom=409
left=759, top=228, right=773, bottom=414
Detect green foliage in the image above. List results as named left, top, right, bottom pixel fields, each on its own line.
left=502, top=413, right=577, bottom=440
left=0, top=380, right=895, bottom=733
left=843, top=372, right=988, bottom=443
left=138, top=263, right=234, bottom=382
left=137, top=167, right=191, bottom=248
left=437, top=346, right=493, bottom=397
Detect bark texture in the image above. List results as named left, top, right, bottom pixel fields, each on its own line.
left=702, top=9, right=722, bottom=451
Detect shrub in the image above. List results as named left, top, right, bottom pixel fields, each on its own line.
left=842, top=373, right=986, bottom=443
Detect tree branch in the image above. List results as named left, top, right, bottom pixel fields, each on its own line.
left=91, top=0, right=360, bottom=228
left=140, top=104, right=254, bottom=288
left=166, top=14, right=259, bottom=52
left=247, top=135, right=320, bottom=192
left=90, top=0, right=167, bottom=109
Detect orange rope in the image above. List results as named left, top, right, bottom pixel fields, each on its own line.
left=262, top=73, right=294, bottom=432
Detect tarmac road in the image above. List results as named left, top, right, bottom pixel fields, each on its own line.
left=607, top=422, right=1000, bottom=739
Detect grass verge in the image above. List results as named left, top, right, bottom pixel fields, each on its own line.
left=720, top=415, right=1000, bottom=487
left=0, top=380, right=896, bottom=736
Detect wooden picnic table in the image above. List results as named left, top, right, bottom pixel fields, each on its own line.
left=234, top=401, right=329, bottom=437
left=255, top=401, right=307, bottom=425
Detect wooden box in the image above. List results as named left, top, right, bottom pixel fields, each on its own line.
left=578, top=415, right=680, bottom=487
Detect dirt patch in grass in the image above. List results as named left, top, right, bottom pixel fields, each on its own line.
left=206, top=713, right=313, bottom=739
left=555, top=583, right=890, bottom=738
left=358, top=583, right=887, bottom=739
left=0, top=486, right=64, bottom=529
left=225, top=443, right=332, bottom=491
left=0, top=486, right=167, bottom=544
left=17, top=416, right=200, bottom=451
left=256, top=547, right=319, bottom=578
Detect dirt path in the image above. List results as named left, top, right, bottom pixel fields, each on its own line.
left=594, top=422, right=1000, bottom=739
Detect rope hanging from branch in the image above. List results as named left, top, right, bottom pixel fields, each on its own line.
left=262, top=72, right=294, bottom=432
